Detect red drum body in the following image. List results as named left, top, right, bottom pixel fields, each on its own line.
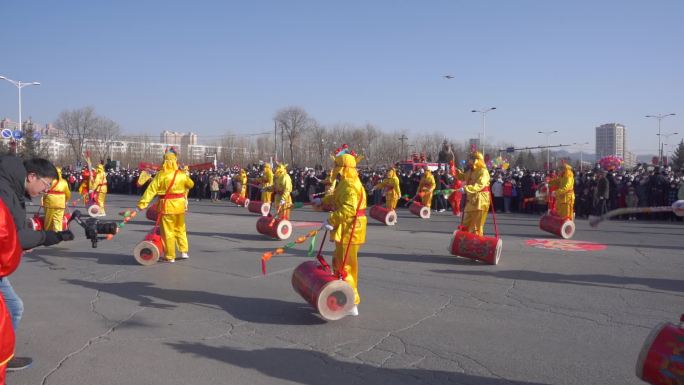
left=449, top=230, right=502, bottom=265
left=248, top=201, right=271, bottom=216
left=256, top=216, right=292, bottom=240
left=133, top=231, right=163, bottom=265
left=539, top=214, right=575, bottom=239
left=87, top=204, right=102, bottom=217
left=230, top=193, right=250, bottom=207
left=409, top=202, right=430, bottom=219
left=146, top=203, right=159, bottom=221
left=636, top=315, right=684, bottom=385
left=369, top=205, right=397, bottom=226
left=30, top=213, right=71, bottom=231
left=291, top=261, right=355, bottom=321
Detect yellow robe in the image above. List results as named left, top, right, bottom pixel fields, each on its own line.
left=328, top=178, right=367, bottom=305
left=42, top=173, right=71, bottom=231
left=549, top=172, right=575, bottom=219
left=457, top=167, right=491, bottom=236
left=374, top=171, right=401, bottom=210
left=138, top=169, right=195, bottom=260
left=418, top=172, right=436, bottom=208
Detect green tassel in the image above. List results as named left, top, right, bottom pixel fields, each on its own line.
left=284, top=242, right=296, bottom=249
left=293, top=202, right=304, bottom=209
left=307, top=234, right=317, bottom=257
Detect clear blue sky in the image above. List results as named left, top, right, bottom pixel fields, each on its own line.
left=1, top=0, right=682, bottom=155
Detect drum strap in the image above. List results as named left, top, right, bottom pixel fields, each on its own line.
left=339, top=184, right=364, bottom=281
left=153, top=170, right=180, bottom=232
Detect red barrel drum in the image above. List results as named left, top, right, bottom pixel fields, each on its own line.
left=539, top=214, right=575, bottom=239
left=448, top=230, right=502, bottom=265
left=369, top=205, right=397, bottom=226
left=409, top=202, right=430, bottom=219
left=230, top=193, right=250, bottom=207
left=248, top=200, right=271, bottom=216
left=133, top=231, right=163, bottom=265
left=146, top=203, right=159, bottom=221
left=291, top=261, right=355, bottom=321
left=636, top=314, right=684, bottom=385
left=30, top=213, right=71, bottom=231
left=256, top=216, right=292, bottom=240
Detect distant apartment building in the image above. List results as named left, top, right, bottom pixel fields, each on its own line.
left=595, top=123, right=636, bottom=168
left=160, top=130, right=197, bottom=146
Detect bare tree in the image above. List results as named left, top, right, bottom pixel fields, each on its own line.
left=54, top=106, right=100, bottom=165
left=92, top=116, right=121, bottom=162
left=274, top=106, right=312, bottom=166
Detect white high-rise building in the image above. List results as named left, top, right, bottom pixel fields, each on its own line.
left=595, top=123, right=636, bottom=168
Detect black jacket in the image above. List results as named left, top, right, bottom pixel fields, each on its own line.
left=0, top=155, right=47, bottom=250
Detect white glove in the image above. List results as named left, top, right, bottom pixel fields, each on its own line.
left=280, top=199, right=287, bottom=206
left=321, top=219, right=334, bottom=231
left=672, top=200, right=684, bottom=217
left=456, top=188, right=464, bottom=193
left=312, top=197, right=322, bottom=206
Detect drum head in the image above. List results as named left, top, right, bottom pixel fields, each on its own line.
left=386, top=210, right=397, bottom=226
left=260, top=203, right=271, bottom=216
left=317, top=280, right=355, bottom=321
left=493, top=238, right=503, bottom=265
left=133, top=240, right=160, bottom=266
left=635, top=322, right=667, bottom=379
left=561, top=220, right=576, bottom=239
left=243, top=198, right=250, bottom=207
left=276, top=219, right=292, bottom=240
left=420, top=206, right=431, bottom=219
left=87, top=205, right=101, bottom=217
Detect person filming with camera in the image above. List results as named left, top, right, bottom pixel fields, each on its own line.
left=0, top=155, right=75, bottom=372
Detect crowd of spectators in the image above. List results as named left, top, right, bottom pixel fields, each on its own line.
left=59, top=162, right=684, bottom=222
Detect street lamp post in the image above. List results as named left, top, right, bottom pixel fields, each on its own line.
left=538, top=130, right=559, bottom=171
left=398, top=134, right=408, bottom=161
left=0, top=75, right=41, bottom=133
left=573, top=141, right=589, bottom=172
left=471, top=107, right=496, bottom=156
left=645, top=113, right=676, bottom=165
left=657, top=132, right=679, bottom=165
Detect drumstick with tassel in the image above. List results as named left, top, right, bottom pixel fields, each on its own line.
left=261, top=229, right=321, bottom=275
left=589, top=201, right=684, bottom=227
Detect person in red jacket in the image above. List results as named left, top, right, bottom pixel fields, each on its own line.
left=0, top=197, right=23, bottom=384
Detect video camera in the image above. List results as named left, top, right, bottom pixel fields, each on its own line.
left=68, top=210, right=118, bottom=248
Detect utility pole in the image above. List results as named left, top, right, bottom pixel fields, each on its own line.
left=398, top=134, right=408, bottom=160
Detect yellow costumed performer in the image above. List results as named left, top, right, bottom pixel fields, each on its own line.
left=549, top=163, right=575, bottom=219
left=78, top=168, right=91, bottom=206
left=322, top=146, right=367, bottom=315
left=417, top=168, right=436, bottom=208
left=454, top=151, right=491, bottom=236
left=260, top=164, right=273, bottom=203
left=89, top=163, right=108, bottom=215
left=137, top=148, right=195, bottom=262
left=42, top=167, right=71, bottom=231
left=239, top=169, right=248, bottom=198
left=374, top=168, right=401, bottom=210
left=273, top=164, right=292, bottom=220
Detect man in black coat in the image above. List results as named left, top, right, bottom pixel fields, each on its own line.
left=0, top=155, right=75, bottom=371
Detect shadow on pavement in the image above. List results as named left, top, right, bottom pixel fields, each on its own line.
left=63, top=279, right=326, bottom=325
left=27, top=249, right=138, bottom=265
left=429, top=269, right=684, bottom=293
left=165, top=343, right=550, bottom=385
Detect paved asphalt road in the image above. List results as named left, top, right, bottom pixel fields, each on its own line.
left=7, top=194, right=684, bottom=385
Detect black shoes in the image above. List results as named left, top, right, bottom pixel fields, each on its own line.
left=6, top=356, right=33, bottom=372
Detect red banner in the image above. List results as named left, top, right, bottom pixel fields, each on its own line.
left=188, top=162, right=214, bottom=171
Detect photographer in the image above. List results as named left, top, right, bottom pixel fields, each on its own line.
left=0, top=155, right=75, bottom=372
